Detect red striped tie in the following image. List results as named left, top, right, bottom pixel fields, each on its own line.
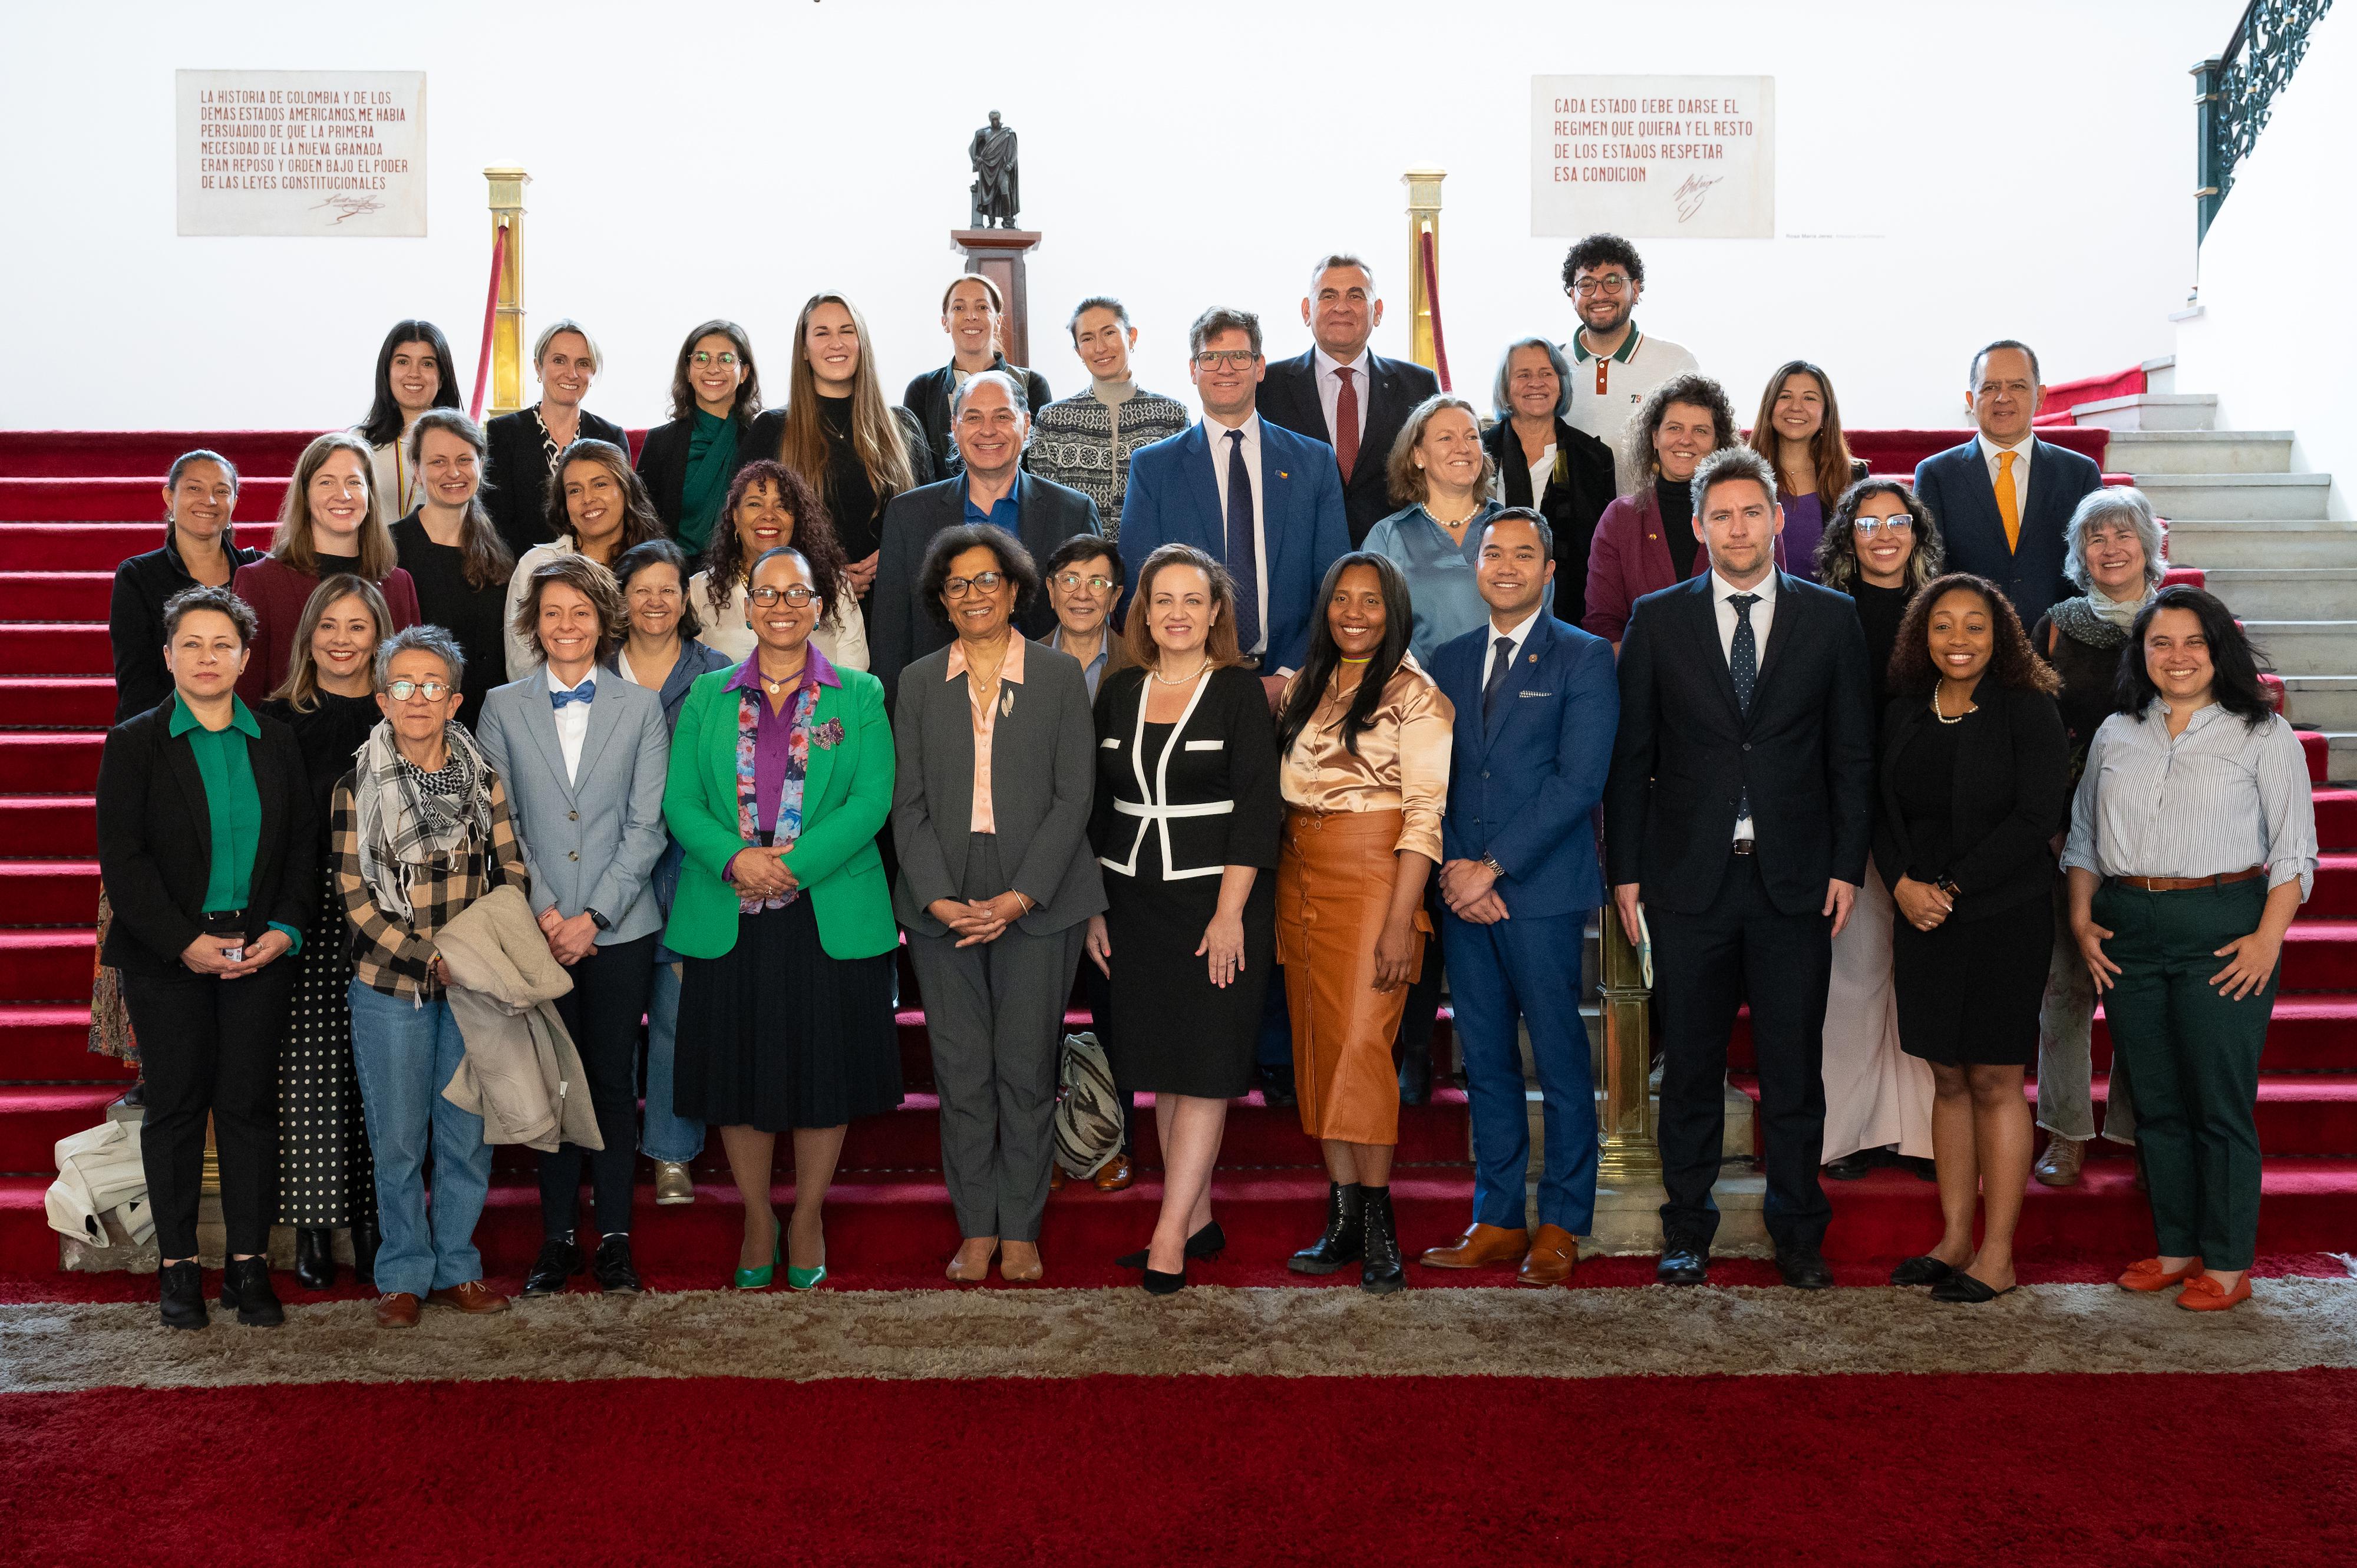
left=1334, top=366, right=1359, bottom=478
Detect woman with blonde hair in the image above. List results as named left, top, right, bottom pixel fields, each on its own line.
left=481, top=319, right=630, bottom=557
left=391, top=408, right=515, bottom=729
left=234, top=431, right=421, bottom=702
left=1364, top=394, right=1508, bottom=665
left=1746, top=361, right=1869, bottom=582
left=261, top=573, right=395, bottom=1289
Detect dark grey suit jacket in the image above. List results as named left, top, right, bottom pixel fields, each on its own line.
left=1258, top=349, right=1440, bottom=546
left=889, top=639, right=1105, bottom=937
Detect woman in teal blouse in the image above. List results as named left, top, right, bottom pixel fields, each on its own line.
left=663, top=544, right=901, bottom=1290
left=1362, top=395, right=1520, bottom=666
left=94, top=585, right=315, bottom=1332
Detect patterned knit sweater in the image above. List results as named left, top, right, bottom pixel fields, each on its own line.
left=1028, top=382, right=1190, bottom=540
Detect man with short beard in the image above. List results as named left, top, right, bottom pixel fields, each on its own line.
left=1559, top=233, right=1700, bottom=468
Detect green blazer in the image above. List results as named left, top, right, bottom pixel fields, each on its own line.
left=661, top=661, right=898, bottom=960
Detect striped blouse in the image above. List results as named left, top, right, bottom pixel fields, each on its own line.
left=2060, top=704, right=2317, bottom=900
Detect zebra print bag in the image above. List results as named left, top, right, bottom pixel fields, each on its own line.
left=1052, top=1031, right=1123, bottom=1180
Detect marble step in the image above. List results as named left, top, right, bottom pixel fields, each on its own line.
left=2112, top=430, right=2294, bottom=474
left=2245, top=621, right=2357, bottom=676
left=2070, top=392, right=2216, bottom=432
left=2135, top=473, right=2333, bottom=520
left=2200, top=568, right=2357, bottom=620
left=2167, top=520, right=2357, bottom=570
left=2279, top=677, right=2357, bottom=731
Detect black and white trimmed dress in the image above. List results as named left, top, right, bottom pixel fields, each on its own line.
left=1088, top=665, right=1283, bottom=1098
left=262, top=692, right=379, bottom=1227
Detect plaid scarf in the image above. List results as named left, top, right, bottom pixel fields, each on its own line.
left=354, top=718, right=497, bottom=922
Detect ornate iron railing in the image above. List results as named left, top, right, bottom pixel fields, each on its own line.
left=2195, top=0, right=2335, bottom=241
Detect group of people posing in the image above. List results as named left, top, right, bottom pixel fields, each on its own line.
left=93, top=233, right=2314, bottom=1331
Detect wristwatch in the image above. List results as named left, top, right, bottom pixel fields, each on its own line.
left=1935, top=877, right=1963, bottom=900
left=586, top=909, right=613, bottom=932
left=1480, top=857, right=1506, bottom=880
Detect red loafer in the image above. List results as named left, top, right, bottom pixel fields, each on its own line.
left=2176, top=1275, right=2252, bottom=1312
left=2117, top=1256, right=2205, bottom=1292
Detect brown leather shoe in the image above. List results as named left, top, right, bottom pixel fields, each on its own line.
left=1417, top=1222, right=1529, bottom=1270
left=375, top=1292, right=421, bottom=1329
left=1092, top=1153, right=1135, bottom=1192
left=1048, top=1164, right=1067, bottom=1192
left=1517, top=1224, right=1581, bottom=1286
left=425, top=1279, right=511, bottom=1315
left=2032, top=1136, right=2085, bottom=1187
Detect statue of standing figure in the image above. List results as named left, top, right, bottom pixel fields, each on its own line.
left=968, top=110, right=1021, bottom=229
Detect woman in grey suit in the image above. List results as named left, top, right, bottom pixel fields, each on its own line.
left=475, top=552, right=671, bottom=1296
left=893, top=524, right=1105, bottom=1284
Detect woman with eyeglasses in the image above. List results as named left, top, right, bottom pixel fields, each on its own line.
left=665, top=544, right=902, bottom=1290
left=894, top=524, right=1104, bottom=1284
left=1813, top=480, right=1945, bottom=1183
left=689, top=460, right=870, bottom=671
left=636, top=321, right=764, bottom=555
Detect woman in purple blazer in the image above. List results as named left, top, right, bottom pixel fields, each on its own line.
left=1580, top=373, right=1735, bottom=646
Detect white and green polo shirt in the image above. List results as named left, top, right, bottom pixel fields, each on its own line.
left=1563, top=323, right=1701, bottom=466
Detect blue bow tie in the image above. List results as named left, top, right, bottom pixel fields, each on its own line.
left=550, top=680, right=595, bottom=710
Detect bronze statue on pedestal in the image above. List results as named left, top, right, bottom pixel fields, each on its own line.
left=968, top=110, right=1020, bottom=229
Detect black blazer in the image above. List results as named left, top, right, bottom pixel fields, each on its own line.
left=1912, top=438, right=2102, bottom=629
left=1089, top=663, right=1283, bottom=881
left=1480, top=415, right=1618, bottom=630
left=1257, top=350, right=1440, bottom=546
left=483, top=407, right=630, bottom=559
left=1603, top=573, right=1877, bottom=916
left=732, top=406, right=942, bottom=540
left=108, top=535, right=262, bottom=724
left=869, top=473, right=1104, bottom=699
left=94, top=701, right=317, bottom=975
left=1873, top=680, right=2069, bottom=919
left=635, top=410, right=741, bottom=542
left=903, top=358, right=1053, bottom=471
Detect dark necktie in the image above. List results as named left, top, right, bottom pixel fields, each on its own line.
left=1482, top=634, right=1515, bottom=722
left=1728, top=593, right=1758, bottom=825
left=1333, top=366, right=1359, bottom=478
left=550, top=679, right=596, bottom=710
left=1226, top=428, right=1262, bottom=656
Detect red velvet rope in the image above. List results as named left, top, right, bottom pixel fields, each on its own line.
left=1418, top=226, right=1451, bottom=392
left=470, top=220, right=509, bottom=421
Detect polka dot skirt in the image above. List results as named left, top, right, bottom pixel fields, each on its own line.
left=278, top=863, right=376, bottom=1227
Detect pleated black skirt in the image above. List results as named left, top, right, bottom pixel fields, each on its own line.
left=675, top=896, right=902, bottom=1130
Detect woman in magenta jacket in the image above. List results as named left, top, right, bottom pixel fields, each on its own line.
left=1580, top=372, right=1737, bottom=646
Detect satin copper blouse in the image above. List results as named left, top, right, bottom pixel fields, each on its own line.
left=1276, top=660, right=1454, bottom=864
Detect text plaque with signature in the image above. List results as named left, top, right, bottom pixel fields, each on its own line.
left=176, top=70, right=427, bottom=237
left=1530, top=75, right=1774, bottom=240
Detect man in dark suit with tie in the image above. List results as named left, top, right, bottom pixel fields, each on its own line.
left=1257, top=255, right=1441, bottom=547
left=871, top=370, right=1102, bottom=699
left=1913, top=339, right=2103, bottom=628
left=1419, top=509, right=1618, bottom=1286
left=1603, top=446, right=1875, bottom=1289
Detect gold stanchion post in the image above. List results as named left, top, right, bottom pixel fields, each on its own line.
left=1596, top=903, right=1659, bottom=1184
left=484, top=167, right=530, bottom=417
left=1401, top=166, right=1445, bottom=374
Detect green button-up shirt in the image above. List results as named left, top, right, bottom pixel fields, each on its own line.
left=169, top=692, right=301, bottom=952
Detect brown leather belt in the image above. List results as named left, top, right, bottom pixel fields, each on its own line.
left=1731, top=839, right=1756, bottom=856
left=2111, top=867, right=2265, bottom=893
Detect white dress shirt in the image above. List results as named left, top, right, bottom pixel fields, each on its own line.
left=1204, top=410, right=1272, bottom=658
left=1486, top=604, right=1544, bottom=681
left=1527, top=444, right=1557, bottom=506
left=1313, top=346, right=1373, bottom=450
left=1977, top=431, right=2034, bottom=520
left=548, top=669, right=593, bottom=786
left=1711, top=568, right=1778, bottom=843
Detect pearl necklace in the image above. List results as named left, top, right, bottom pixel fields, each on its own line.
left=1151, top=658, right=1208, bottom=686
left=1929, top=687, right=1973, bottom=725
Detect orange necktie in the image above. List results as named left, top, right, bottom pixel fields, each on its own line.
left=1996, top=451, right=2022, bottom=552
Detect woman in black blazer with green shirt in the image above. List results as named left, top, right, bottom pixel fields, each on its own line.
left=1875, top=573, right=2068, bottom=1303
left=95, top=585, right=315, bottom=1331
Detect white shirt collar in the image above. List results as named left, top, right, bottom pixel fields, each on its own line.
left=1977, top=431, right=2035, bottom=461
left=1313, top=345, right=1372, bottom=382
left=1204, top=408, right=1260, bottom=439
left=1488, top=605, right=1545, bottom=668
left=549, top=668, right=595, bottom=694
left=1711, top=569, right=1778, bottom=607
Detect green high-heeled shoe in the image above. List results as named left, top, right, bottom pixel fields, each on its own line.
left=786, top=1260, right=827, bottom=1291
left=734, top=1219, right=781, bottom=1290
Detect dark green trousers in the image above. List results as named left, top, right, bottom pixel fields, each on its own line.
left=2092, top=879, right=2275, bottom=1271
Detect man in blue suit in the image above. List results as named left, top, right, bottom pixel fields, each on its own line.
left=1121, top=305, right=1351, bottom=709
left=1417, top=509, right=1619, bottom=1286
left=1913, top=339, right=2104, bottom=628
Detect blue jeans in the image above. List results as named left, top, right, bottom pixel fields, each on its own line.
left=1444, top=907, right=1599, bottom=1234
left=348, top=981, right=494, bottom=1297
left=639, top=960, right=705, bottom=1164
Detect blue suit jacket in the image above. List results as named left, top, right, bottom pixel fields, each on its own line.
left=1431, top=613, right=1619, bottom=919
left=1913, top=437, right=2102, bottom=628
left=1119, top=418, right=1351, bottom=671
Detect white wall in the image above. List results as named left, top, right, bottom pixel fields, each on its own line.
left=0, top=0, right=2233, bottom=435
left=2173, top=2, right=2355, bottom=517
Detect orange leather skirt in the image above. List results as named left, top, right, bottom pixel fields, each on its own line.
left=1275, top=808, right=1431, bottom=1146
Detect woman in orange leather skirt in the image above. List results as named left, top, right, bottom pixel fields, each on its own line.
left=1272, top=552, right=1453, bottom=1293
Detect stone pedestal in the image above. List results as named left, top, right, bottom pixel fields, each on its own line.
left=950, top=229, right=1043, bottom=368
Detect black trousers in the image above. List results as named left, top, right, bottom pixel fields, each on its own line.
left=121, top=962, right=296, bottom=1259
left=1651, top=853, right=1833, bottom=1252
left=543, top=932, right=658, bottom=1240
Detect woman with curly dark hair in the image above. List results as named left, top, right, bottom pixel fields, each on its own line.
left=690, top=460, right=865, bottom=671
left=1876, top=574, right=2069, bottom=1303
left=1579, top=371, right=1736, bottom=645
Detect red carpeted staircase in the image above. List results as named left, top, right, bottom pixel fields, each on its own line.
left=2, top=429, right=2352, bottom=1289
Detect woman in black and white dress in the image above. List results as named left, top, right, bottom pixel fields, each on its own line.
left=1086, top=544, right=1282, bottom=1292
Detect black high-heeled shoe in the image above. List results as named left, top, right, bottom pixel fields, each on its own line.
left=1115, top=1220, right=1226, bottom=1270
left=1141, top=1267, right=1188, bottom=1296
left=294, top=1226, right=335, bottom=1290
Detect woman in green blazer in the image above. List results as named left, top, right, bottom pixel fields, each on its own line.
left=663, top=544, right=901, bottom=1290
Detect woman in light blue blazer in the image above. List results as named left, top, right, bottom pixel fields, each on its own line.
left=475, top=552, right=671, bottom=1298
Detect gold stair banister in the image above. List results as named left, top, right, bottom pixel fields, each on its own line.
left=484, top=167, right=530, bottom=418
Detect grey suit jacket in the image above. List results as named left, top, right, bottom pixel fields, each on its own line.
left=890, top=639, right=1105, bottom=936
left=475, top=664, right=672, bottom=946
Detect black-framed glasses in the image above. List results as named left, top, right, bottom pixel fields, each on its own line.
left=691, top=351, right=741, bottom=367
left=1853, top=516, right=1916, bottom=537
left=942, top=572, right=1005, bottom=598
left=1571, top=273, right=1631, bottom=298
left=1052, top=572, right=1115, bottom=594
left=749, top=585, right=818, bottom=608
left=385, top=678, right=451, bottom=702
left=1193, top=349, right=1259, bottom=369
